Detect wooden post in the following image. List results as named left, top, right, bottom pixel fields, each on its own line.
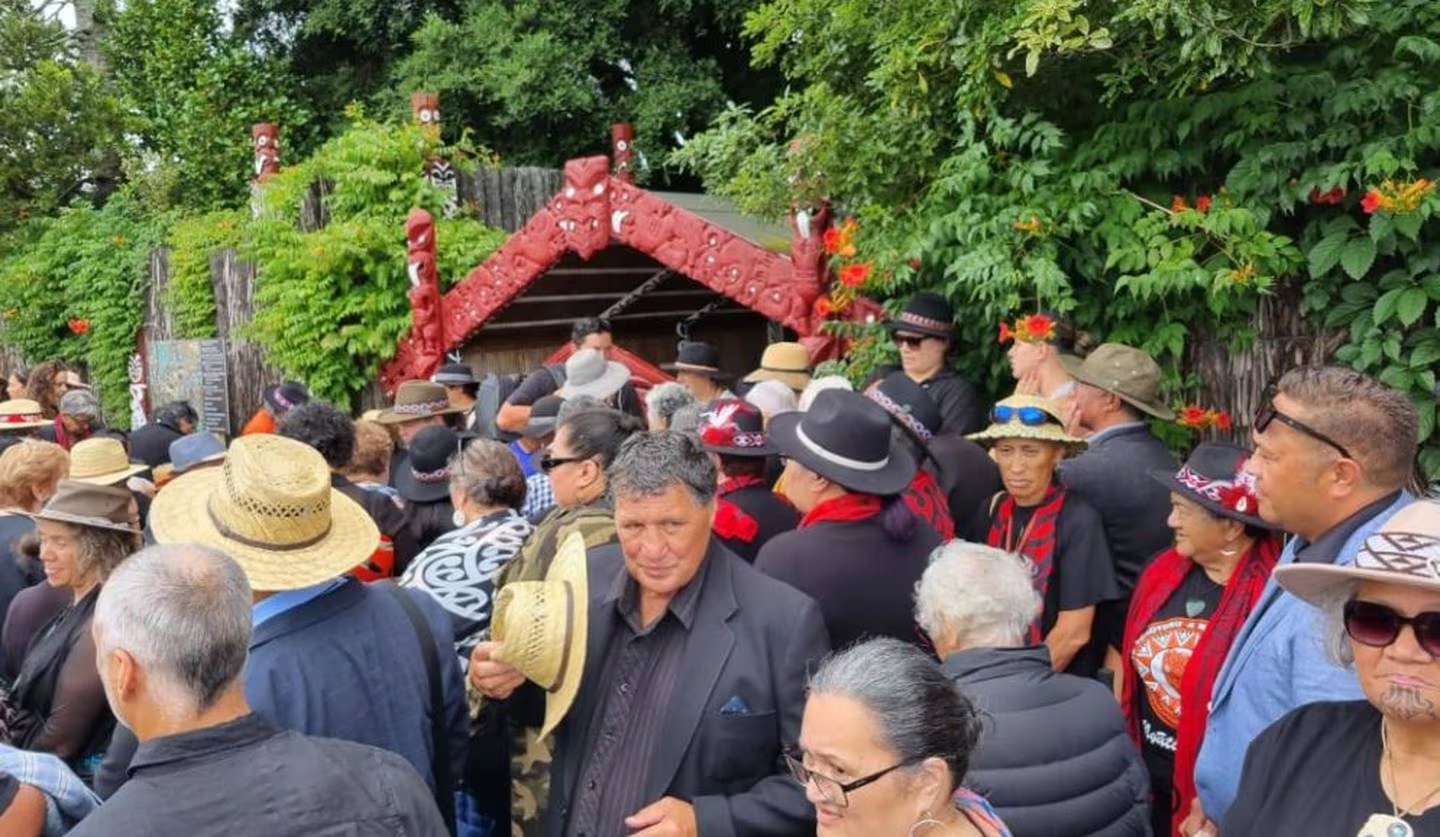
left=611, top=123, right=635, bottom=183
left=251, top=123, right=280, bottom=183
left=412, top=92, right=458, bottom=217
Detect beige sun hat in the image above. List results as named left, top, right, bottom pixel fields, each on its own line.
left=490, top=531, right=589, bottom=739
left=0, top=399, right=47, bottom=431
left=149, top=434, right=379, bottom=592
left=743, top=342, right=813, bottom=393
left=967, top=394, right=1087, bottom=450
left=1274, top=500, right=1440, bottom=606
left=68, top=437, right=148, bottom=485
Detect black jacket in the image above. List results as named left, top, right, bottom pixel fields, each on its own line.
left=70, top=713, right=447, bottom=837
left=333, top=474, right=419, bottom=576
left=945, top=647, right=1151, bottom=837
left=756, top=514, right=941, bottom=649
left=129, top=421, right=185, bottom=469
left=872, top=365, right=986, bottom=435
left=715, top=483, right=799, bottom=563
left=927, top=433, right=1002, bottom=530
left=1059, top=424, right=1177, bottom=593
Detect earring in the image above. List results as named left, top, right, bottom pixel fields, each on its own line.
left=908, top=811, right=945, bottom=837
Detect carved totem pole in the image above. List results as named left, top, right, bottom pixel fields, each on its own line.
left=405, top=208, right=445, bottom=378
left=412, top=92, right=459, bottom=218
left=250, top=122, right=281, bottom=218
left=611, top=123, right=635, bottom=183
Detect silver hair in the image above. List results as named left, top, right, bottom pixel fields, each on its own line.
left=449, top=438, right=526, bottom=510
left=808, top=637, right=983, bottom=792
left=1313, top=580, right=1361, bottom=668
left=667, top=402, right=706, bottom=435
left=916, top=542, right=1041, bottom=648
left=608, top=430, right=716, bottom=506
left=645, top=382, right=697, bottom=427
left=93, top=544, right=253, bottom=712
left=558, top=394, right=604, bottom=421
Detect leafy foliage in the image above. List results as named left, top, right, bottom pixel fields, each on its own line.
left=164, top=209, right=244, bottom=338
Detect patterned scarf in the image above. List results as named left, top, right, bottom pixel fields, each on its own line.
left=800, top=492, right=883, bottom=528
left=1120, top=536, right=1280, bottom=834
left=985, top=487, right=1066, bottom=638
left=905, top=469, right=954, bottom=540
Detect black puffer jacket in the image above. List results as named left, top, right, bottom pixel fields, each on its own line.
left=945, top=647, right=1151, bottom=837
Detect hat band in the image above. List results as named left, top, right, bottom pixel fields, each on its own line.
left=897, top=312, right=950, bottom=331
left=206, top=500, right=332, bottom=552
left=271, top=390, right=296, bottom=410
left=1174, top=463, right=1258, bottom=516
left=393, top=399, right=450, bottom=415
left=0, top=414, right=41, bottom=424
left=700, top=426, right=767, bottom=449
left=761, top=365, right=807, bottom=375
left=866, top=390, right=933, bottom=443
left=411, top=466, right=450, bottom=484
left=1355, top=531, right=1440, bottom=579
left=795, top=424, right=887, bottom=472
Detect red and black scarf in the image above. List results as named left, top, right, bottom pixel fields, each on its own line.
left=713, top=475, right=772, bottom=543
left=800, top=492, right=883, bottom=528
left=905, top=469, right=955, bottom=540
left=985, top=487, right=1066, bottom=637
left=1120, top=536, right=1280, bottom=835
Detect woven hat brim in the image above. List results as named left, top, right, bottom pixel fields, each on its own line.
left=1058, top=355, right=1176, bottom=420
left=375, top=405, right=464, bottom=425
left=30, top=508, right=137, bottom=533
left=967, top=423, right=1087, bottom=450
left=1147, top=469, right=1280, bottom=531
left=543, top=532, right=588, bottom=739
left=149, top=467, right=381, bottom=592
left=742, top=368, right=811, bottom=392
left=1272, top=563, right=1440, bottom=609
left=768, top=411, right=917, bottom=496
left=0, top=421, right=48, bottom=431
left=70, top=462, right=150, bottom=486
left=557, top=362, right=631, bottom=401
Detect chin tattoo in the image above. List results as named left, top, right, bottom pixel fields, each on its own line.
left=1381, top=684, right=1437, bottom=721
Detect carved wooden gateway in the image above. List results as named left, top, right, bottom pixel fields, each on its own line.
left=380, top=133, right=881, bottom=391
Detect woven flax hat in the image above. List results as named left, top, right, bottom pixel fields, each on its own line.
left=150, top=434, right=379, bottom=592
left=490, top=531, right=589, bottom=739
left=69, top=437, right=148, bottom=485
left=967, top=394, right=1086, bottom=450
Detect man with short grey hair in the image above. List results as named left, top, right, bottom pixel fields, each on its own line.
left=72, top=544, right=447, bottom=837
left=471, top=430, right=828, bottom=837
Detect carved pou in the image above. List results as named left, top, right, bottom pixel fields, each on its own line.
left=252, top=123, right=280, bottom=182
left=405, top=209, right=444, bottom=374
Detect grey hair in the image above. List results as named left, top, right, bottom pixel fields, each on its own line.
left=93, top=544, right=253, bottom=713
left=809, top=638, right=984, bottom=792
left=667, top=402, right=706, bottom=435
left=1312, top=580, right=1362, bottom=668
left=917, top=542, right=1040, bottom=648
left=449, top=438, right=526, bottom=510
left=608, top=430, right=717, bottom=506
left=645, top=382, right=697, bottom=428
left=558, top=394, right=604, bottom=421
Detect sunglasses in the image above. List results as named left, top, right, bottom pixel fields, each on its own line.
left=539, top=454, right=586, bottom=473
left=1253, top=400, right=1353, bottom=460
left=891, top=334, right=932, bottom=349
left=991, top=405, right=1051, bottom=426
left=1343, top=599, right=1440, bottom=658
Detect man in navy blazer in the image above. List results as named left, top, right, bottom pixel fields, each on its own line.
left=472, top=431, right=829, bottom=837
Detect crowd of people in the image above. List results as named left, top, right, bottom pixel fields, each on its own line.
left=0, top=295, right=1435, bottom=837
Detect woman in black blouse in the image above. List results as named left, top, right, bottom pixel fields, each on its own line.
left=4, top=481, right=138, bottom=781
left=1225, top=499, right=1440, bottom=836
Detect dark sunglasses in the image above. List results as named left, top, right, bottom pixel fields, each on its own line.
left=1343, top=599, right=1440, bottom=658
left=539, top=454, right=585, bottom=473
left=891, top=334, right=932, bottom=349
left=1253, top=400, right=1353, bottom=460
left=991, top=405, right=1051, bottom=426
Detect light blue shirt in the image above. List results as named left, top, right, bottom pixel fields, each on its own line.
left=252, top=578, right=345, bottom=628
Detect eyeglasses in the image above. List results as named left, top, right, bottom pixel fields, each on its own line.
left=539, top=453, right=585, bottom=473
left=891, top=334, right=931, bottom=349
left=783, top=749, right=915, bottom=808
left=1344, top=599, right=1440, bottom=658
left=1253, top=400, right=1353, bottom=460
left=991, top=405, right=1051, bottom=426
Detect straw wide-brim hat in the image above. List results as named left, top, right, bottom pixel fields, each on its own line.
left=0, top=399, right=47, bottom=431
left=491, top=531, right=589, bottom=739
left=377, top=380, right=464, bottom=425
left=149, top=434, right=380, bottom=592
left=967, top=394, right=1087, bottom=450
left=743, top=342, right=812, bottom=393
left=69, top=437, right=148, bottom=485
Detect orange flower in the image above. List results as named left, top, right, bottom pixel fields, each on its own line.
left=1171, top=195, right=1189, bottom=212
left=1210, top=410, right=1232, bottom=431
left=1012, top=215, right=1042, bottom=233
left=822, top=227, right=841, bottom=254
left=1177, top=405, right=1209, bottom=427
left=1018, top=314, right=1055, bottom=341
left=1195, top=195, right=1213, bottom=213
left=813, top=297, right=834, bottom=319
left=1362, top=190, right=1383, bottom=214
left=998, top=322, right=1014, bottom=343
left=823, top=217, right=859, bottom=257
left=838, top=262, right=872, bottom=288
left=67, top=318, right=91, bottom=335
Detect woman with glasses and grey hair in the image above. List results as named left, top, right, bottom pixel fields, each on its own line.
left=793, top=637, right=1009, bottom=836
left=919, top=541, right=1150, bottom=836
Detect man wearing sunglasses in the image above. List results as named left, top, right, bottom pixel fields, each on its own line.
left=1187, top=366, right=1419, bottom=836
left=873, top=292, right=985, bottom=435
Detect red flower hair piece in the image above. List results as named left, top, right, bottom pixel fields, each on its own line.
left=997, top=313, right=1055, bottom=344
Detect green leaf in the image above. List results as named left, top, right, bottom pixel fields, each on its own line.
left=1307, top=232, right=1347, bottom=277
left=1398, top=288, right=1430, bottom=327
left=1341, top=235, right=1377, bottom=280
left=1374, top=288, right=1404, bottom=325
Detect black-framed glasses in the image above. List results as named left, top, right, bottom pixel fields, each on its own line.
left=783, top=749, right=915, bottom=808
left=1344, top=599, right=1440, bottom=657
left=539, top=455, right=582, bottom=473
left=1253, top=400, right=1353, bottom=460
left=991, top=404, right=1051, bottom=427
left=891, top=334, right=931, bottom=349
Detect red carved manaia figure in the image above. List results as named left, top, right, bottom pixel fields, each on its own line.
left=554, top=156, right=612, bottom=260
left=405, top=209, right=444, bottom=377
left=252, top=123, right=280, bottom=182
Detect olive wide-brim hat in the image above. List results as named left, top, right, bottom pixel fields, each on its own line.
left=150, top=434, right=379, bottom=592
left=967, top=395, right=1086, bottom=451
left=1059, top=343, right=1176, bottom=420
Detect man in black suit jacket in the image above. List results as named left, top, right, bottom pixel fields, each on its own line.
left=471, top=430, right=828, bottom=837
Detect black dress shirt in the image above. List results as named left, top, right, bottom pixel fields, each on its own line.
left=565, top=560, right=709, bottom=837
left=69, top=712, right=447, bottom=837
left=1293, top=491, right=1402, bottom=564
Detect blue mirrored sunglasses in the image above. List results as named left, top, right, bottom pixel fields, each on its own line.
left=991, top=405, right=1051, bottom=426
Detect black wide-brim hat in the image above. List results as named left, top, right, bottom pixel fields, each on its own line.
left=396, top=424, right=459, bottom=503
left=769, top=389, right=916, bottom=496
left=883, top=291, right=955, bottom=340
left=698, top=398, right=775, bottom=457
left=1149, top=441, right=1280, bottom=531
left=662, top=341, right=731, bottom=380
left=264, top=381, right=310, bottom=414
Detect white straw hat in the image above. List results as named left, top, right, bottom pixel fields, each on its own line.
left=68, top=437, right=148, bottom=485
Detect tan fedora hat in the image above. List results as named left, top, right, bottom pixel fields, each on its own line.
left=149, top=434, right=380, bottom=592
left=32, top=480, right=137, bottom=533
left=0, top=399, right=47, bottom=431
left=1059, top=343, right=1175, bottom=420
left=376, top=380, right=464, bottom=426
left=743, top=342, right=813, bottom=393
left=69, top=437, right=148, bottom=485
left=490, top=531, right=588, bottom=739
